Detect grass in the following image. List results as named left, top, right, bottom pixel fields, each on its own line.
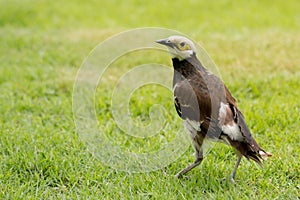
left=0, top=0, right=299, bottom=199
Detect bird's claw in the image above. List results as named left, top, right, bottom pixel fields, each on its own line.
left=175, top=173, right=190, bottom=180
left=174, top=172, right=183, bottom=179
left=230, top=174, right=235, bottom=183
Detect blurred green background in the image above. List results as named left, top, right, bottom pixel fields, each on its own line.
left=0, top=0, right=299, bottom=199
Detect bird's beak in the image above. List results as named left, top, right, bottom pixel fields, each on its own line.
left=156, top=38, right=174, bottom=48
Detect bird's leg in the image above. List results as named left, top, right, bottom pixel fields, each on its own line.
left=230, top=155, right=242, bottom=183
left=175, top=130, right=204, bottom=178
left=175, top=150, right=203, bottom=178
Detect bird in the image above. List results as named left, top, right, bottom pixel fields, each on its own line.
left=156, top=35, right=271, bottom=182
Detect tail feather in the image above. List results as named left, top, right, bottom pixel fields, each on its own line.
left=228, top=138, right=271, bottom=167
left=246, top=152, right=263, bottom=167
left=246, top=147, right=272, bottom=167
left=259, top=150, right=272, bottom=161
left=233, top=109, right=272, bottom=166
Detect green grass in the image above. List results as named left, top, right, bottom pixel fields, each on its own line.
left=0, top=0, right=299, bottom=199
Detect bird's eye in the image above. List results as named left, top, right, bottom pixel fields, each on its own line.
left=180, top=42, right=185, bottom=47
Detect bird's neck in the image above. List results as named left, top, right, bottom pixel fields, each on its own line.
left=172, top=53, right=207, bottom=78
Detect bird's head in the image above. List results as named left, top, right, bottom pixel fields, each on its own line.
left=156, top=35, right=196, bottom=60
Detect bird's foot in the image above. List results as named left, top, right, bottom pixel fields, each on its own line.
left=175, top=172, right=183, bottom=179
left=175, top=171, right=188, bottom=179
left=174, top=159, right=202, bottom=179
left=230, top=174, right=235, bottom=183
left=174, top=173, right=190, bottom=180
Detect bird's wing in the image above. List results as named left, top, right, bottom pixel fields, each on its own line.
left=218, top=84, right=252, bottom=141
left=219, top=88, right=271, bottom=164
left=173, top=80, right=201, bottom=122
left=222, top=85, right=257, bottom=147
left=224, top=85, right=237, bottom=107
left=174, top=76, right=223, bottom=136
left=174, top=96, right=182, bottom=117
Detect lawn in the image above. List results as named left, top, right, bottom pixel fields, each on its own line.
left=0, top=0, right=299, bottom=199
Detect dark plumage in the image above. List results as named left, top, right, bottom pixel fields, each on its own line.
left=156, top=36, right=271, bottom=182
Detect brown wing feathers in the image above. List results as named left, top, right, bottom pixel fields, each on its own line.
left=225, top=92, right=271, bottom=165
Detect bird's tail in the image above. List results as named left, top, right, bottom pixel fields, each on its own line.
left=247, top=150, right=272, bottom=167
left=245, top=142, right=272, bottom=167
left=233, top=109, right=272, bottom=166
left=259, top=150, right=272, bottom=160
left=228, top=138, right=272, bottom=167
